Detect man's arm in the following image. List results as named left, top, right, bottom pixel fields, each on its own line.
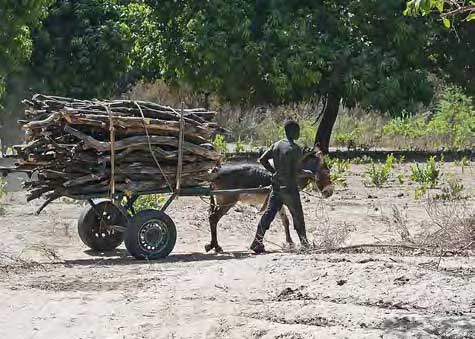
left=258, top=147, right=275, bottom=174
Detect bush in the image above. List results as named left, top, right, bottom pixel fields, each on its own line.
left=365, top=154, right=395, bottom=187
left=133, top=194, right=165, bottom=212
left=383, top=111, right=428, bottom=138
left=428, top=87, right=475, bottom=149
left=410, top=156, right=440, bottom=189
left=326, top=157, right=350, bottom=187
left=382, top=87, right=475, bottom=150
left=213, top=134, right=228, bottom=153
left=433, top=176, right=469, bottom=201
left=331, top=111, right=385, bottom=150
left=235, top=137, right=246, bottom=153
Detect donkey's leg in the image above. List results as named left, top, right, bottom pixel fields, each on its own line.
left=206, top=202, right=234, bottom=253
left=278, top=207, right=294, bottom=246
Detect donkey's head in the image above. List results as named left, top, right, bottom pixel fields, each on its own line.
left=300, top=144, right=333, bottom=198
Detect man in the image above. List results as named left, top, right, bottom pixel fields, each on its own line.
left=250, top=120, right=311, bottom=253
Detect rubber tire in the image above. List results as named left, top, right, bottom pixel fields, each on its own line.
left=125, top=209, right=177, bottom=260
left=78, top=199, right=128, bottom=251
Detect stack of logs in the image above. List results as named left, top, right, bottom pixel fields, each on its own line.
left=13, top=94, right=222, bottom=202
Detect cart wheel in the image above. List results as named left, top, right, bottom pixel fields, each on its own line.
left=125, top=209, right=177, bottom=260
left=78, top=199, right=128, bottom=251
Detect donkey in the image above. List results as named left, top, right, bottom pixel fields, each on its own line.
left=206, top=145, right=333, bottom=253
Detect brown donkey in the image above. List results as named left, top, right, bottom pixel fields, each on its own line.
left=206, top=145, right=333, bottom=253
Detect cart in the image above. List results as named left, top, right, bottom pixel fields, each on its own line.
left=69, top=106, right=269, bottom=260
left=75, top=185, right=269, bottom=260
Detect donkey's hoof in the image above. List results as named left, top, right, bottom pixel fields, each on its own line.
left=214, top=245, right=224, bottom=254
left=205, top=244, right=214, bottom=252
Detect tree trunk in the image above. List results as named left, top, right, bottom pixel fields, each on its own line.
left=315, top=92, right=341, bottom=154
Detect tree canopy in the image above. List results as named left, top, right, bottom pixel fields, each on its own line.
left=30, top=0, right=135, bottom=99
left=0, top=0, right=52, bottom=99
left=405, top=0, right=475, bottom=27
left=137, top=1, right=437, bottom=151
left=1, top=0, right=474, bottom=151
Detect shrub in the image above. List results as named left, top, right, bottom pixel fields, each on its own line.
left=213, top=134, right=228, bottom=153
left=235, top=137, right=246, bottom=153
left=365, top=154, right=395, bottom=187
left=331, top=111, right=385, bottom=150
left=397, top=173, right=406, bottom=185
left=410, top=156, right=440, bottom=188
left=455, top=155, right=471, bottom=174
left=383, top=111, right=428, bottom=138
left=433, top=176, right=469, bottom=201
left=428, top=87, right=475, bottom=149
left=351, top=155, right=373, bottom=164
left=326, top=157, right=350, bottom=187
left=298, top=119, right=317, bottom=148
left=382, top=87, right=475, bottom=150
left=133, top=194, right=165, bottom=212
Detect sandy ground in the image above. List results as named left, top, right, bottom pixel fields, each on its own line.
left=0, top=163, right=474, bottom=339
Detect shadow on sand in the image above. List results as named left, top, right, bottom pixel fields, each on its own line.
left=58, top=249, right=259, bottom=267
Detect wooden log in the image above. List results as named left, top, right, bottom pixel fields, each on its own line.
left=64, top=125, right=221, bottom=160
left=62, top=113, right=213, bottom=141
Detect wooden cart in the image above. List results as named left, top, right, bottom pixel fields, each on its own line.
left=71, top=106, right=268, bottom=260
left=75, top=185, right=269, bottom=260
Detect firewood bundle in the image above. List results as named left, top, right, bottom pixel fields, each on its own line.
left=13, top=94, right=222, bottom=202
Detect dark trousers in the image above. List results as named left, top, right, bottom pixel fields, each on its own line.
left=257, top=188, right=306, bottom=235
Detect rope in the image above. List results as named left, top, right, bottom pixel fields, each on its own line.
left=134, top=101, right=173, bottom=193
left=105, top=105, right=116, bottom=202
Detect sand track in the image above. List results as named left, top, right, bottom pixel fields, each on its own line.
left=0, top=163, right=474, bottom=338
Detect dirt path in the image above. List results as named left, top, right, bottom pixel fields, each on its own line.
left=0, top=163, right=474, bottom=339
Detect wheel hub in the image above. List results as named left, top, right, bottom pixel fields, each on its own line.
left=138, top=220, right=168, bottom=252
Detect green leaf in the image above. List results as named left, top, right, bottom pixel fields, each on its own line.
left=443, top=18, right=451, bottom=28
left=466, top=13, right=475, bottom=22
left=435, top=1, right=444, bottom=13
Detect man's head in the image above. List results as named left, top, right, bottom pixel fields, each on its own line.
left=284, top=120, right=300, bottom=141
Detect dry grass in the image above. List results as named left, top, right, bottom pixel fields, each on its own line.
left=0, top=250, right=45, bottom=274
left=382, top=204, right=412, bottom=243
left=311, top=200, right=356, bottom=249
left=382, top=198, right=474, bottom=255
left=420, top=197, right=474, bottom=251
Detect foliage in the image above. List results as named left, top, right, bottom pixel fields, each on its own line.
left=383, top=111, right=429, bottom=138
left=326, top=157, right=350, bottom=187
left=365, top=154, right=396, bottom=187
left=133, top=194, right=165, bottom=212
left=382, top=87, right=475, bottom=149
left=235, top=137, right=245, bottom=153
left=405, top=0, right=475, bottom=25
left=351, top=155, right=373, bottom=164
left=213, top=134, right=228, bottom=154
left=433, top=176, right=468, bottom=201
left=28, top=0, right=134, bottom=99
left=331, top=112, right=386, bottom=150
left=410, top=156, right=441, bottom=188
left=253, top=116, right=284, bottom=146
left=455, top=155, right=471, bottom=173
left=429, top=87, right=475, bottom=148
left=143, top=1, right=435, bottom=113
left=397, top=173, right=406, bottom=185
left=0, top=0, right=52, bottom=99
